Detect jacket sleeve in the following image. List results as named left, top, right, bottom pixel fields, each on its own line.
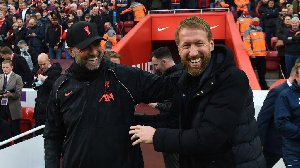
left=243, top=28, right=253, bottom=56
left=11, top=75, right=23, bottom=99
left=275, top=91, right=300, bottom=140
left=36, top=26, right=45, bottom=40
left=283, top=29, right=295, bottom=45
left=43, top=66, right=62, bottom=89
left=153, top=70, right=249, bottom=154
left=44, top=89, right=65, bottom=168
left=17, top=56, right=33, bottom=86
left=276, top=25, right=284, bottom=40
left=257, top=87, right=279, bottom=146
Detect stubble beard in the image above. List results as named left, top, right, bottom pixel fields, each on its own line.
left=181, top=53, right=211, bottom=76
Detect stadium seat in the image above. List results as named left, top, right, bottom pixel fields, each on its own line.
left=123, top=21, right=134, bottom=35
left=266, top=50, right=280, bottom=71
left=117, top=21, right=124, bottom=35
left=271, top=37, right=278, bottom=50
left=116, top=34, right=122, bottom=42
left=20, top=107, right=35, bottom=138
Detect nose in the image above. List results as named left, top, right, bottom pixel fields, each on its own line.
left=189, top=44, right=199, bottom=57
left=89, top=44, right=101, bottom=55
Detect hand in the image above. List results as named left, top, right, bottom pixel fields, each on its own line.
left=4, top=91, right=12, bottom=98
left=46, top=43, right=49, bottom=47
left=288, top=37, right=292, bottom=40
left=148, top=103, right=158, bottom=109
left=31, top=33, right=36, bottom=37
left=38, top=74, right=47, bottom=82
left=129, top=125, right=156, bottom=146
left=54, top=46, right=58, bottom=51
left=250, top=55, right=256, bottom=58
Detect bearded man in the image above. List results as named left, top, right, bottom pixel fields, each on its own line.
left=130, top=16, right=265, bottom=168
left=43, top=21, right=174, bottom=168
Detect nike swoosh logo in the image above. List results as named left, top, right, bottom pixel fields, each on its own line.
left=65, top=90, right=73, bottom=97
left=210, top=25, right=219, bottom=29
left=158, top=26, right=170, bottom=32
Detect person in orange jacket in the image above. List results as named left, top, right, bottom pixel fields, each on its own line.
left=101, top=22, right=117, bottom=51
left=236, top=8, right=253, bottom=38
left=243, top=17, right=269, bottom=90
left=235, top=0, right=249, bottom=19
left=120, top=0, right=146, bottom=25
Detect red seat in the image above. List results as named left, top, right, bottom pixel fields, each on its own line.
left=123, top=21, right=134, bottom=35
left=271, top=37, right=278, bottom=50
left=116, top=34, right=122, bottom=42
left=20, top=107, right=35, bottom=138
left=117, top=21, right=124, bottom=35
left=266, top=50, right=280, bottom=71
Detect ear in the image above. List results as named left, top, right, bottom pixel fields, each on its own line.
left=67, top=48, right=76, bottom=58
left=210, top=38, right=215, bottom=52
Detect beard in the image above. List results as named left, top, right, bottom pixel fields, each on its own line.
left=75, top=51, right=102, bottom=70
left=181, top=53, right=211, bottom=76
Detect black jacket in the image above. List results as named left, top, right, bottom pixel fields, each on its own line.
left=44, top=58, right=172, bottom=168
left=12, top=27, right=27, bottom=48
left=153, top=45, right=265, bottom=168
left=33, top=63, right=62, bottom=120
left=263, top=7, right=279, bottom=27
left=45, top=24, right=63, bottom=48
left=135, top=63, right=184, bottom=129
left=12, top=54, right=33, bottom=88
left=283, top=28, right=300, bottom=56
left=257, top=81, right=288, bottom=155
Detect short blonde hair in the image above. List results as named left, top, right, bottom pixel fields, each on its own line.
left=175, top=16, right=212, bottom=45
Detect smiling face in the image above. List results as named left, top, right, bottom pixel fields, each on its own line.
left=177, top=27, right=214, bottom=76
left=68, top=40, right=103, bottom=70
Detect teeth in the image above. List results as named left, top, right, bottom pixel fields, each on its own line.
left=190, top=58, right=201, bottom=63
left=87, top=57, right=97, bottom=61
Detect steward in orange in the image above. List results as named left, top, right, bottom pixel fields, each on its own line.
left=243, top=17, right=269, bottom=90
left=101, top=22, right=117, bottom=51
left=121, top=0, right=146, bottom=25
left=236, top=9, right=253, bottom=37
left=235, top=0, right=249, bottom=18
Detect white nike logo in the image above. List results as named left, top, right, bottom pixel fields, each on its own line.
left=210, top=25, right=219, bottom=29
left=158, top=26, right=170, bottom=31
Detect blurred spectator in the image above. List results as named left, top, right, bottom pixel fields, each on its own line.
left=77, top=9, right=84, bottom=21
left=11, top=18, right=27, bottom=53
left=236, top=8, right=252, bottom=38
left=81, top=2, right=90, bottom=18
left=17, top=2, right=30, bottom=22
left=292, top=0, right=299, bottom=15
left=45, top=15, right=63, bottom=59
left=108, top=3, right=119, bottom=30
left=121, top=0, right=146, bottom=25
left=91, top=6, right=105, bottom=36
left=17, top=40, right=39, bottom=75
left=26, top=17, right=45, bottom=54
left=287, top=4, right=296, bottom=17
left=101, top=21, right=117, bottom=51
left=278, top=0, right=288, bottom=11
left=151, top=0, right=162, bottom=10
left=84, top=13, right=92, bottom=22
left=62, top=19, right=74, bottom=59
left=72, top=0, right=82, bottom=10
left=33, top=53, right=61, bottom=135
left=276, top=15, right=292, bottom=78
left=28, top=4, right=38, bottom=15
left=258, top=65, right=297, bottom=168
left=48, top=0, right=57, bottom=12
left=0, top=60, right=23, bottom=143
left=0, top=118, right=10, bottom=150
left=116, top=0, right=128, bottom=22
left=103, top=50, right=121, bottom=63
left=235, top=0, right=249, bottom=17
left=263, top=0, right=279, bottom=50
left=0, top=46, right=33, bottom=88
left=257, top=0, right=269, bottom=31
left=277, top=8, right=288, bottom=27
left=36, top=12, right=44, bottom=26
left=244, top=17, right=269, bottom=90
left=170, top=0, right=181, bottom=9
left=274, top=63, right=300, bottom=167
left=283, top=16, right=300, bottom=78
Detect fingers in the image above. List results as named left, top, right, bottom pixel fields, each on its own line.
left=132, top=138, right=143, bottom=146
left=130, top=125, right=142, bottom=130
